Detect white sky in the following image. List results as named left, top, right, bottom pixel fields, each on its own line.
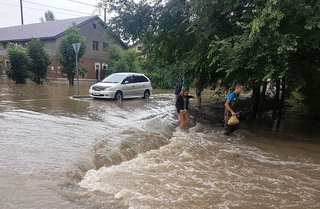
left=0, top=0, right=107, bottom=28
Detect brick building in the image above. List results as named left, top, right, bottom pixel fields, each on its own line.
left=0, top=15, right=127, bottom=80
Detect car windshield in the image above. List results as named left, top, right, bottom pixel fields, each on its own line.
left=102, top=74, right=126, bottom=83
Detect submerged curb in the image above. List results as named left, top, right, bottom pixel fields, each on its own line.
left=72, top=95, right=92, bottom=99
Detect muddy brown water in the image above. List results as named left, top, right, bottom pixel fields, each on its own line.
left=0, top=78, right=319, bottom=209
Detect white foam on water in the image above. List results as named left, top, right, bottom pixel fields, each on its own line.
left=79, top=123, right=320, bottom=208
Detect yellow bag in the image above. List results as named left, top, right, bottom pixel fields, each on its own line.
left=228, top=116, right=239, bottom=125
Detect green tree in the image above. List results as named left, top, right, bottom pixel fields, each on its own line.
left=40, top=10, right=56, bottom=22
left=79, top=66, right=89, bottom=79
left=106, top=44, right=141, bottom=73
left=6, top=43, right=31, bottom=84
left=106, top=44, right=125, bottom=72
left=106, top=0, right=320, bottom=115
left=123, top=49, right=141, bottom=72
left=27, top=38, right=51, bottom=84
left=105, top=0, right=196, bottom=87
left=0, top=58, right=3, bottom=75
left=58, top=23, right=86, bottom=85
left=204, top=0, right=320, bottom=116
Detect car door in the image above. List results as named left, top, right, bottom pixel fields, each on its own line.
left=132, top=75, right=144, bottom=97
left=121, top=75, right=135, bottom=98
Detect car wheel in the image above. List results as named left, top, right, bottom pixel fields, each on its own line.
left=143, top=90, right=150, bottom=99
left=115, top=91, right=123, bottom=101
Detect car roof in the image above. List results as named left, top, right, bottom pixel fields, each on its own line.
left=112, top=72, right=145, bottom=76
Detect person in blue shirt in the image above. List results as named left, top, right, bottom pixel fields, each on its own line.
left=174, top=81, right=182, bottom=101
left=183, top=77, right=190, bottom=91
left=224, top=84, right=243, bottom=136
left=194, top=76, right=203, bottom=108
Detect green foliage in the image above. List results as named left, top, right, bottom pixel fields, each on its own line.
left=106, top=44, right=126, bottom=72
left=6, top=43, right=31, bottom=84
left=141, top=60, right=185, bottom=89
left=0, top=58, right=3, bottom=75
left=40, top=10, right=56, bottom=22
left=106, top=0, right=320, bottom=114
left=58, top=23, right=86, bottom=85
left=27, top=39, right=51, bottom=84
left=106, top=44, right=141, bottom=73
left=79, top=66, right=89, bottom=79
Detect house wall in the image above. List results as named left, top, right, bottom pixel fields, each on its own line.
left=0, top=44, right=7, bottom=56
left=43, top=39, right=58, bottom=57
left=0, top=17, right=126, bottom=80
left=52, top=18, right=125, bottom=80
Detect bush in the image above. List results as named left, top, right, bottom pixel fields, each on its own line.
left=6, top=43, right=31, bottom=84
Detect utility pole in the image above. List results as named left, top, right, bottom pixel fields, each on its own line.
left=104, top=7, right=106, bottom=23
left=20, top=0, right=24, bottom=25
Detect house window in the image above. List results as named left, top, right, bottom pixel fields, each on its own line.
left=0, top=43, right=4, bottom=49
left=103, top=42, right=108, bottom=51
left=23, top=42, right=28, bottom=48
left=93, top=24, right=96, bottom=29
left=93, top=41, right=99, bottom=51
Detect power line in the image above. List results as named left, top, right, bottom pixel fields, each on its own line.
left=68, top=0, right=96, bottom=7
left=0, top=2, right=83, bottom=17
left=22, top=0, right=93, bottom=15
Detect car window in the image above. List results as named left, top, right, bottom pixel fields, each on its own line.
left=141, top=76, right=149, bottom=82
left=102, top=74, right=126, bottom=83
left=123, top=76, right=134, bottom=84
left=134, top=75, right=149, bottom=83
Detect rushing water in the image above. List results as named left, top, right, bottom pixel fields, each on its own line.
left=0, top=78, right=319, bottom=209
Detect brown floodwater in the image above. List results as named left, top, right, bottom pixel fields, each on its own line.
left=0, top=78, right=319, bottom=209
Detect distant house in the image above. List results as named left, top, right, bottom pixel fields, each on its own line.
left=129, top=42, right=146, bottom=60
left=130, top=42, right=143, bottom=53
left=0, top=15, right=127, bottom=80
left=130, top=41, right=144, bottom=55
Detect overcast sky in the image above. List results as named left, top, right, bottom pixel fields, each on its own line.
left=0, top=0, right=106, bottom=28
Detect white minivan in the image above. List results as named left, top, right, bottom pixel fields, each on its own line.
left=89, top=72, right=152, bottom=101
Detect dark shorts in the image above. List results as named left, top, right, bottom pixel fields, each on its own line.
left=196, top=88, right=203, bottom=96
left=174, top=91, right=180, bottom=96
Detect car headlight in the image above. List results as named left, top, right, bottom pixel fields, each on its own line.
left=104, top=87, right=112, bottom=91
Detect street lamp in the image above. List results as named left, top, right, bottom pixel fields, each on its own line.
left=72, top=43, right=81, bottom=95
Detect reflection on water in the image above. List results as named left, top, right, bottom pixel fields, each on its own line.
left=0, top=78, right=319, bottom=209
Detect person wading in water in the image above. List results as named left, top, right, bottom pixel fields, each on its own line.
left=174, top=80, right=182, bottom=101
left=224, top=84, right=243, bottom=136
left=176, top=88, right=194, bottom=131
left=194, top=76, right=203, bottom=108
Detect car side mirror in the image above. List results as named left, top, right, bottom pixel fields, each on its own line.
left=124, top=80, right=129, bottom=84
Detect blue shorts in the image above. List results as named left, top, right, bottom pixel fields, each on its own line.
left=196, top=88, right=203, bottom=96
left=174, top=91, right=180, bottom=96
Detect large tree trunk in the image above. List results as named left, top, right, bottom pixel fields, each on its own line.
left=250, top=86, right=260, bottom=121
left=68, top=73, right=74, bottom=86
left=259, top=82, right=268, bottom=111
left=260, top=82, right=268, bottom=100
left=274, top=79, right=281, bottom=108
left=272, top=79, right=283, bottom=120
left=280, top=76, right=286, bottom=108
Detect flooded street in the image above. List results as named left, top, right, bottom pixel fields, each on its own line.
left=0, top=78, right=319, bottom=209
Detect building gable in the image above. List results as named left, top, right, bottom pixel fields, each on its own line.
left=0, top=16, right=96, bottom=42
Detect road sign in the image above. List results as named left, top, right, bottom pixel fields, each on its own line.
left=72, top=43, right=81, bottom=54
left=72, top=43, right=81, bottom=95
